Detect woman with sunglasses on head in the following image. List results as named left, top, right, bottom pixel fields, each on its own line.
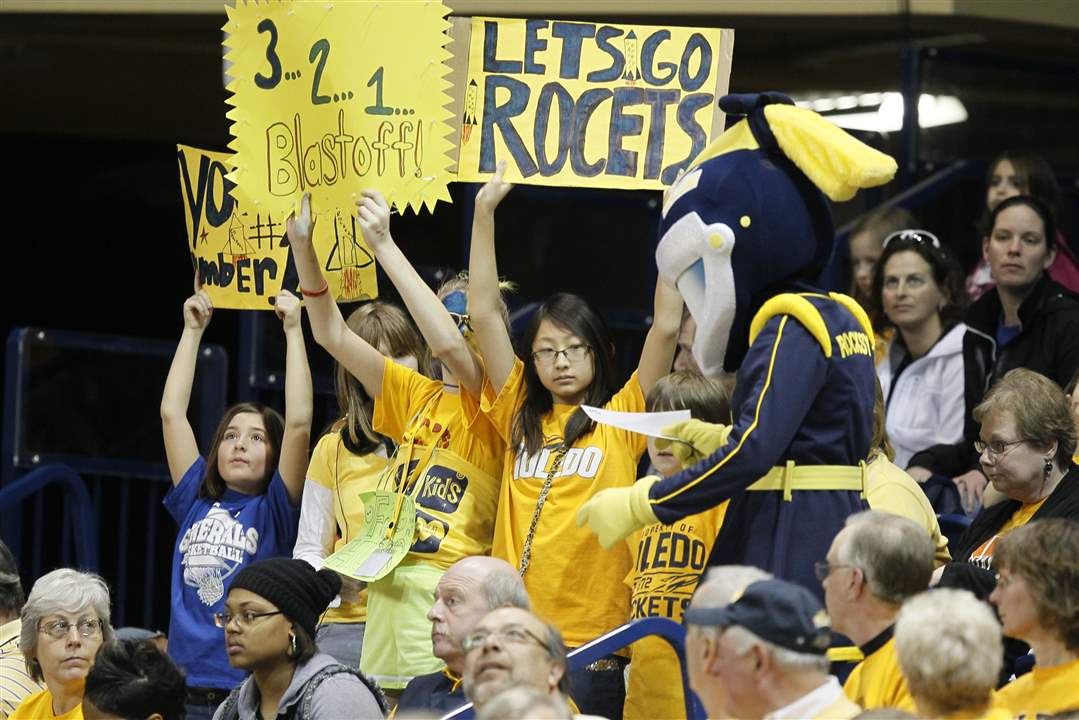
left=873, top=229, right=967, bottom=470
left=12, top=569, right=114, bottom=720
left=213, top=558, right=385, bottom=720
left=907, top=196, right=1079, bottom=513
left=286, top=191, right=510, bottom=695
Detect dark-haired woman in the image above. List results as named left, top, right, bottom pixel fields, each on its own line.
left=908, top=196, right=1079, bottom=513
left=874, top=229, right=967, bottom=469
left=467, top=164, right=683, bottom=718
left=213, top=559, right=385, bottom=720
left=967, top=151, right=1079, bottom=300
left=160, top=289, right=311, bottom=720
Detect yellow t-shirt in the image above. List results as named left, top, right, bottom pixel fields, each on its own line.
left=623, top=504, right=727, bottom=720
left=374, top=358, right=503, bottom=569
left=9, top=692, right=82, bottom=720
left=306, top=431, right=388, bottom=623
left=994, top=657, right=1079, bottom=719
left=865, top=454, right=951, bottom=567
left=843, top=632, right=916, bottom=712
left=483, top=359, right=646, bottom=647
left=969, top=497, right=1049, bottom=563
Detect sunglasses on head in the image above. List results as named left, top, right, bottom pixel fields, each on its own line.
left=882, top=229, right=941, bottom=250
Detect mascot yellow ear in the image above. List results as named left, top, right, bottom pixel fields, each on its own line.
left=763, top=105, right=897, bottom=201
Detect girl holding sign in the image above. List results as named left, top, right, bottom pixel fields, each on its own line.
left=160, top=286, right=311, bottom=720
left=292, top=300, right=435, bottom=668
left=467, top=163, right=684, bottom=718
left=286, top=192, right=508, bottom=694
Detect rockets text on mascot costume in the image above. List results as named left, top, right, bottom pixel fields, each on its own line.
left=577, top=92, right=898, bottom=597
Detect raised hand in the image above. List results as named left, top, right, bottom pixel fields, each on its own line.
left=286, top=193, right=316, bottom=251
left=182, top=288, right=213, bottom=331
left=355, top=190, right=393, bottom=250
left=475, top=160, right=513, bottom=214
left=274, top=290, right=302, bottom=331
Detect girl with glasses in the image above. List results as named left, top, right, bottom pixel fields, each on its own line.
left=872, top=231, right=967, bottom=471
left=466, top=163, right=683, bottom=719
left=287, top=192, right=509, bottom=696
left=12, top=569, right=114, bottom=720
left=160, top=285, right=311, bottom=720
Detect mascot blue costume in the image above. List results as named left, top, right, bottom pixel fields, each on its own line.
left=578, top=92, right=897, bottom=596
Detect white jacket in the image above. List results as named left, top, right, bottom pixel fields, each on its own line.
left=877, top=322, right=967, bottom=469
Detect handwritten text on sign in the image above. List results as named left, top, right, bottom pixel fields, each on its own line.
left=224, top=0, right=455, bottom=216
left=456, top=18, right=730, bottom=190
left=177, top=144, right=377, bottom=310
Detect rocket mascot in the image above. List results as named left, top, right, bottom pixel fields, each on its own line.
left=577, top=92, right=898, bottom=596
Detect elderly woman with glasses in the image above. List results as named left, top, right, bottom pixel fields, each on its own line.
left=939, top=369, right=1079, bottom=599
left=11, top=569, right=114, bottom=720
left=907, top=196, right=1079, bottom=513
left=872, top=229, right=967, bottom=471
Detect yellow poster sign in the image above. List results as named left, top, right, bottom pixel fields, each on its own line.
left=455, top=17, right=733, bottom=190
left=177, top=144, right=377, bottom=310
left=223, top=0, right=455, bottom=215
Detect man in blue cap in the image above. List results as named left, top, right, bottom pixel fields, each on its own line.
left=683, top=577, right=862, bottom=720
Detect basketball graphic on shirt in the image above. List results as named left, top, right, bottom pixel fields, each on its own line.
left=178, top=505, right=260, bottom=606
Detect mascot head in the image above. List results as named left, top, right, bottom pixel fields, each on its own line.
left=657, top=92, right=897, bottom=376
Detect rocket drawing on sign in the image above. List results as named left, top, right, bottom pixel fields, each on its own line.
left=461, top=79, right=478, bottom=145
left=324, top=211, right=375, bottom=272
left=623, top=31, right=640, bottom=83
left=224, top=210, right=256, bottom=257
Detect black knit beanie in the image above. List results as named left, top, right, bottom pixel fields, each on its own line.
left=228, top=558, right=342, bottom=640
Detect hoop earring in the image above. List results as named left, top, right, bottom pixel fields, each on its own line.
left=1044, top=457, right=1054, bottom=479
left=288, top=631, right=297, bottom=657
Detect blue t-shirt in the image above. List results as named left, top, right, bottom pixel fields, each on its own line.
left=164, top=457, right=300, bottom=689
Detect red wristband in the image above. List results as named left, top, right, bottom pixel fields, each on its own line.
left=300, top=281, right=329, bottom=298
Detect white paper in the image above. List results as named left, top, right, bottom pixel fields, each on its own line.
left=581, top=406, right=691, bottom=439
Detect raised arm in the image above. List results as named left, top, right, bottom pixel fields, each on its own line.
left=160, top=287, right=211, bottom=485
left=286, top=193, right=388, bottom=396
left=468, top=162, right=517, bottom=393
left=636, top=280, right=684, bottom=395
left=356, top=190, right=483, bottom=395
left=273, top=290, right=312, bottom=505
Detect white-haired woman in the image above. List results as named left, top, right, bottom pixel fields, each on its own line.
left=12, top=569, right=113, bottom=719
left=895, top=589, right=1009, bottom=719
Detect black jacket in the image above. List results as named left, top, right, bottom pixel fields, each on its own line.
left=909, top=277, right=1079, bottom=476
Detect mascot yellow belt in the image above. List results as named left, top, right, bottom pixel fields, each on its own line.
left=578, top=92, right=897, bottom=597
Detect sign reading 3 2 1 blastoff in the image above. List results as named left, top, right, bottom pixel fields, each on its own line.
left=455, top=17, right=734, bottom=190
left=224, top=0, right=456, bottom=216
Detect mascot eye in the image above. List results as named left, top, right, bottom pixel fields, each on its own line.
left=707, top=223, right=737, bottom=253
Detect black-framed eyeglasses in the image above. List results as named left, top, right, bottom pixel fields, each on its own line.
left=882, top=229, right=941, bottom=250
left=531, top=344, right=591, bottom=366
left=814, top=561, right=857, bottom=582
left=213, top=610, right=284, bottom=629
left=974, top=438, right=1027, bottom=458
left=461, top=624, right=548, bottom=654
left=38, top=617, right=103, bottom=640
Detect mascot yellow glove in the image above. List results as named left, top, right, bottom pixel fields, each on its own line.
left=576, top=476, right=661, bottom=549
left=655, top=420, right=733, bottom=467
